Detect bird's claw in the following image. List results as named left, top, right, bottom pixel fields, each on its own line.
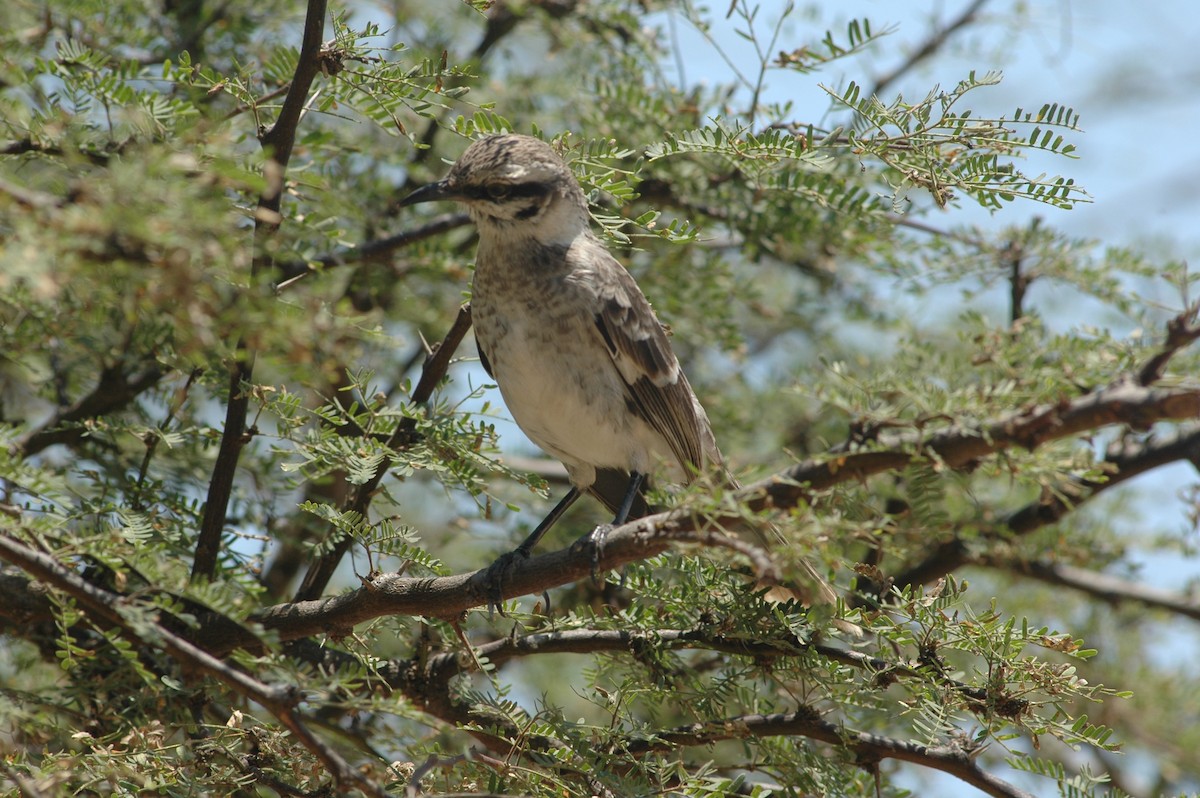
left=587, top=523, right=613, bottom=585
left=482, top=547, right=531, bottom=618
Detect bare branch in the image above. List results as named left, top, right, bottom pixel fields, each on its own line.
left=983, top=559, right=1200, bottom=622
left=193, top=0, right=331, bottom=582
left=869, top=0, right=992, bottom=99
left=14, top=362, right=166, bottom=456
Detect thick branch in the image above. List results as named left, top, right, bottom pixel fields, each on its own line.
left=293, top=303, right=475, bottom=600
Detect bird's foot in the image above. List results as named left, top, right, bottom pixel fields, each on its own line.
left=481, top=546, right=532, bottom=618
left=586, top=523, right=613, bottom=585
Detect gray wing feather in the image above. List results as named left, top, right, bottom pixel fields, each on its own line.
left=589, top=255, right=716, bottom=478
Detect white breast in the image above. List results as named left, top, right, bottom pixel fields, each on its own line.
left=471, top=255, right=683, bottom=488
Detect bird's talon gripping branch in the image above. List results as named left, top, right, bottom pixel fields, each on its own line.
left=587, top=523, right=614, bottom=584
left=481, top=548, right=530, bottom=618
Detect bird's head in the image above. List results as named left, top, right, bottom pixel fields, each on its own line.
left=401, top=134, right=588, bottom=232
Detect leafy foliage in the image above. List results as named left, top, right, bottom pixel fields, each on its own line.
left=2, top=2, right=1199, bottom=798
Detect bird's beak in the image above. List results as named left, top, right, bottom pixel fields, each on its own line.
left=399, top=179, right=460, bottom=207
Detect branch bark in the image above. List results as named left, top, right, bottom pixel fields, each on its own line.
left=192, top=0, right=331, bottom=582
left=634, top=709, right=1033, bottom=798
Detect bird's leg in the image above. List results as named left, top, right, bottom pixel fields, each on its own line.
left=483, top=487, right=582, bottom=616
left=515, top=487, right=581, bottom=555
left=587, top=471, right=645, bottom=581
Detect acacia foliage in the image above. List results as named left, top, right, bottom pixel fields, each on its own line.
left=1, top=1, right=1198, bottom=797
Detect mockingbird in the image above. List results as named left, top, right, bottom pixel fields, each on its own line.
left=402, top=133, right=834, bottom=605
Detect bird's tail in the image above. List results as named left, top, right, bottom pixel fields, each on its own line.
left=586, top=467, right=657, bottom=520
left=590, top=464, right=851, bottom=628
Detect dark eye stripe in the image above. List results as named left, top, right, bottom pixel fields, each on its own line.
left=463, top=182, right=551, bottom=201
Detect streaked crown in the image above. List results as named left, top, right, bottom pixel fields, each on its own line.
left=401, top=134, right=587, bottom=226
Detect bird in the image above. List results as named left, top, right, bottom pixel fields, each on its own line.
left=401, top=133, right=835, bottom=606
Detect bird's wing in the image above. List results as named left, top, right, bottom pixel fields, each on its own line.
left=589, top=253, right=715, bottom=476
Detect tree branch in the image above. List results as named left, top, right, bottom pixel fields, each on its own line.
left=13, top=362, right=166, bottom=456
left=293, top=303, right=475, bottom=600
left=747, top=379, right=1200, bottom=515
left=1137, top=302, right=1200, bottom=385
left=982, top=558, right=1200, bottom=622
left=0, top=175, right=63, bottom=209
left=291, top=631, right=1027, bottom=798
left=868, top=0, right=991, bottom=99
left=632, top=709, right=1033, bottom=798
left=887, top=423, right=1200, bottom=597
left=0, top=533, right=386, bottom=797
left=273, top=212, right=470, bottom=289
left=418, top=627, right=997, bottom=712
left=192, top=0, right=331, bottom=583
left=180, top=378, right=1200, bottom=654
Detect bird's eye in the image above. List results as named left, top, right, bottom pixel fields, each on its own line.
left=486, top=184, right=511, bottom=200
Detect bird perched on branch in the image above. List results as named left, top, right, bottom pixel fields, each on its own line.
left=401, top=133, right=835, bottom=606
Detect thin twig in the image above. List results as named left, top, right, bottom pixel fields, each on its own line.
left=274, top=212, right=470, bottom=289
left=0, top=533, right=386, bottom=797
left=293, top=304, right=475, bottom=600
